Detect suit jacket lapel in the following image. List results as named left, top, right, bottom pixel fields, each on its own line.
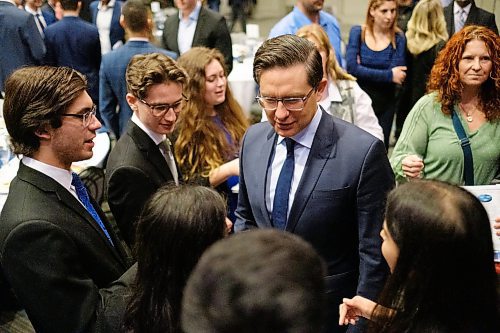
left=17, top=164, right=128, bottom=266
left=465, top=3, right=479, bottom=25
left=128, top=122, right=174, bottom=181
left=444, top=4, right=454, bottom=37
left=286, top=111, right=337, bottom=232
left=192, top=7, right=206, bottom=47
left=258, top=128, right=278, bottom=226
left=169, top=15, right=180, bottom=54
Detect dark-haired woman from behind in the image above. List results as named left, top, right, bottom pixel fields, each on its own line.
left=95, top=185, right=228, bottom=333
left=339, top=180, right=498, bottom=333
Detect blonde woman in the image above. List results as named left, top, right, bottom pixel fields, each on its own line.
left=346, top=0, right=407, bottom=148
left=175, top=47, right=248, bottom=222
left=405, top=0, right=448, bottom=109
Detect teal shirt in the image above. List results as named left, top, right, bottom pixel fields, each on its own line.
left=391, top=93, right=500, bottom=185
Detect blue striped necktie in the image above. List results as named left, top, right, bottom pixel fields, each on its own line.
left=272, top=138, right=295, bottom=230
left=72, top=172, right=114, bottom=246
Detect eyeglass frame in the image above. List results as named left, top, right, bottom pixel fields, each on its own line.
left=60, top=104, right=97, bottom=128
left=138, top=94, right=189, bottom=117
left=255, top=86, right=317, bottom=112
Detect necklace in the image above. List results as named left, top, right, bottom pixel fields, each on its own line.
left=459, top=103, right=477, bottom=123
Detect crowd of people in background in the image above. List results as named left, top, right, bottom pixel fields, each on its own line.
left=0, top=0, right=499, bottom=332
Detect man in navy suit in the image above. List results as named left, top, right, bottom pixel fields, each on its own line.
left=0, top=0, right=45, bottom=95
left=162, top=0, right=233, bottom=73
left=44, top=0, right=102, bottom=121
left=90, top=0, right=125, bottom=55
left=0, top=66, right=131, bottom=332
left=24, top=0, right=54, bottom=37
left=100, top=0, right=177, bottom=138
left=235, top=35, right=394, bottom=333
left=444, top=0, right=498, bottom=36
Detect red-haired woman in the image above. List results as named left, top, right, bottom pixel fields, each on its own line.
left=390, top=25, right=499, bottom=185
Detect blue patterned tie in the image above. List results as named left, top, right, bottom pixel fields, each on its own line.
left=272, top=138, right=295, bottom=230
left=71, top=172, right=114, bottom=246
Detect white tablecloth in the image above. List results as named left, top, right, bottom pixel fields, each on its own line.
left=228, top=57, right=257, bottom=116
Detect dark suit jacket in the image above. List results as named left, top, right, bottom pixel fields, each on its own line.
left=235, top=111, right=394, bottom=332
left=0, top=163, right=132, bottom=333
left=444, top=1, right=498, bottom=36
left=162, top=6, right=233, bottom=73
left=106, top=121, right=179, bottom=247
left=99, top=40, right=177, bottom=138
left=41, top=3, right=57, bottom=25
left=90, top=1, right=125, bottom=50
left=44, top=16, right=101, bottom=105
left=0, top=2, right=45, bottom=91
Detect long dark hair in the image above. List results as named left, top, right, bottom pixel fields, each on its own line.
left=371, top=180, right=497, bottom=333
left=123, top=185, right=227, bottom=333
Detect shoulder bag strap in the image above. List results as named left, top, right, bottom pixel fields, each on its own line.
left=451, top=110, right=474, bottom=185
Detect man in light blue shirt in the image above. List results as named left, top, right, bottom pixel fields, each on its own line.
left=269, top=0, right=343, bottom=67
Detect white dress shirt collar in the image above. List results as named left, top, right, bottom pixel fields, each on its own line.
left=276, top=105, right=322, bottom=150
left=22, top=156, right=73, bottom=192
left=131, top=113, right=166, bottom=146
left=454, top=2, right=471, bottom=15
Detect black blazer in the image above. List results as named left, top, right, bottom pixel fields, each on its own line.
left=444, top=1, right=498, bottom=36
left=106, top=121, right=179, bottom=247
left=162, top=6, right=233, bottom=73
left=0, top=163, right=131, bottom=333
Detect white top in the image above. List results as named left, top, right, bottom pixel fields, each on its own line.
left=319, top=79, right=384, bottom=141
left=177, top=1, right=202, bottom=54
left=266, top=107, right=322, bottom=218
left=95, top=0, right=115, bottom=55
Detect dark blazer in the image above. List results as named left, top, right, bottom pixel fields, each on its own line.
left=0, top=2, right=45, bottom=91
left=99, top=40, right=177, bottom=138
left=90, top=1, right=125, bottom=50
left=162, top=6, right=233, bottom=73
left=41, top=3, right=57, bottom=26
left=235, top=110, right=394, bottom=333
left=106, top=121, right=179, bottom=247
left=0, top=163, right=131, bottom=332
left=44, top=16, right=101, bottom=106
left=444, top=1, right=498, bottom=36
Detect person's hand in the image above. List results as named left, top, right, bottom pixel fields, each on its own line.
left=224, top=217, right=233, bottom=235
left=401, top=154, right=424, bottom=179
left=392, top=66, right=407, bottom=85
left=494, top=217, right=500, bottom=237
left=339, top=296, right=377, bottom=325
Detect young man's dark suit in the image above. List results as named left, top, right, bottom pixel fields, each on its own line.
left=443, top=1, right=498, bottom=36
left=161, top=5, right=233, bottom=73
left=0, top=163, right=131, bottom=332
left=106, top=121, right=180, bottom=246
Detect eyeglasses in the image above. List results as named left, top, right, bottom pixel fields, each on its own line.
left=139, top=94, right=188, bottom=117
left=256, top=87, right=316, bottom=112
left=61, top=105, right=97, bottom=128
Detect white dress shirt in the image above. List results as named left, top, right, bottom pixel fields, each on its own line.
left=95, top=0, right=115, bottom=54
left=453, top=2, right=471, bottom=33
left=177, top=1, right=202, bottom=54
left=22, top=157, right=79, bottom=201
left=266, top=107, right=322, bottom=218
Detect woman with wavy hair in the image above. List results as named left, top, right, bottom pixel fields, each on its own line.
left=97, top=185, right=228, bottom=333
left=391, top=25, right=499, bottom=185
left=396, top=0, right=449, bottom=136
left=346, top=0, right=407, bottom=148
left=339, top=180, right=497, bottom=333
left=175, top=47, right=248, bottom=222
